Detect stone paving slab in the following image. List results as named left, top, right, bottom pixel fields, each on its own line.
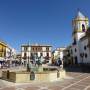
left=69, top=85, right=86, bottom=90
left=78, top=82, right=90, bottom=86
left=0, top=87, right=15, bottom=90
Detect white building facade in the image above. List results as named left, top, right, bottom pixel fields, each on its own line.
left=6, top=46, right=16, bottom=61
left=79, top=33, right=90, bottom=63
left=52, top=48, right=65, bottom=63
left=21, top=44, right=52, bottom=65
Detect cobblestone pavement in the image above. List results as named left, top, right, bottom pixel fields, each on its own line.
left=0, top=72, right=90, bottom=90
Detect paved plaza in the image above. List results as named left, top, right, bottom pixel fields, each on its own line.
left=0, top=70, right=90, bottom=90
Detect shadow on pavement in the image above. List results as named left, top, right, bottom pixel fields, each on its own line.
left=64, top=65, right=90, bottom=73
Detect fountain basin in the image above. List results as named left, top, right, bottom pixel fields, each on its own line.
left=2, top=68, right=66, bottom=83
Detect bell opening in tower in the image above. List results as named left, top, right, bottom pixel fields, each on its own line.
left=82, top=24, right=85, bottom=32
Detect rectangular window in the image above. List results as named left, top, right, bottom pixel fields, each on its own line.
left=47, top=53, right=49, bottom=57
left=46, top=47, right=49, bottom=51
left=36, top=48, right=37, bottom=51
left=24, top=47, right=28, bottom=51
left=33, top=48, right=34, bottom=51
left=40, top=53, right=43, bottom=56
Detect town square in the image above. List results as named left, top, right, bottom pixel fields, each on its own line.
left=0, top=0, right=90, bottom=90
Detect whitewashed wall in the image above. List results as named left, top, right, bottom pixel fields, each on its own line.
left=80, top=39, right=90, bottom=63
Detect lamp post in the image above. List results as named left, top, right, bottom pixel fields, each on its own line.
left=27, top=55, right=29, bottom=72
left=80, top=53, right=84, bottom=71
left=27, top=43, right=31, bottom=72
left=80, top=53, right=84, bottom=64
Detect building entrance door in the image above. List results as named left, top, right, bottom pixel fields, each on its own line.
left=75, top=56, right=78, bottom=64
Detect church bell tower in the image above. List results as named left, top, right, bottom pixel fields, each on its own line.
left=72, top=11, right=89, bottom=44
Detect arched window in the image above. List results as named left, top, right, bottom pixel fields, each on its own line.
left=85, top=53, right=87, bottom=58
left=82, top=24, right=85, bottom=32
left=73, top=38, right=76, bottom=45
left=75, top=48, right=77, bottom=52
left=75, top=56, right=78, bottom=64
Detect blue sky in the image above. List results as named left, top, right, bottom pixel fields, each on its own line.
left=0, top=0, right=90, bottom=52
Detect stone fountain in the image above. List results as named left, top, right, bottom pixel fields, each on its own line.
left=2, top=55, right=66, bottom=83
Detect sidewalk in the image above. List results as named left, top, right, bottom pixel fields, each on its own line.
left=0, top=79, right=15, bottom=89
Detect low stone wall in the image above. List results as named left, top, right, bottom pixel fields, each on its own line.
left=16, top=72, right=31, bottom=83
left=2, top=69, right=66, bottom=83
left=9, top=72, right=16, bottom=82
left=2, top=71, right=7, bottom=79
left=35, top=72, right=49, bottom=82
left=2, top=71, right=16, bottom=82
left=59, top=69, right=66, bottom=78
left=0, top=70, right=2, bottom=78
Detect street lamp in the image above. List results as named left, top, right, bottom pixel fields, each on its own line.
left=27, top=45, right=31, bottom=72
left=80, top=53, right=84, bottom=64
left=80, top=53, right=84, bottom=71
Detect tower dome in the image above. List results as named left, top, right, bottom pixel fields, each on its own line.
left=76, top=11, right=85, bottom=19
